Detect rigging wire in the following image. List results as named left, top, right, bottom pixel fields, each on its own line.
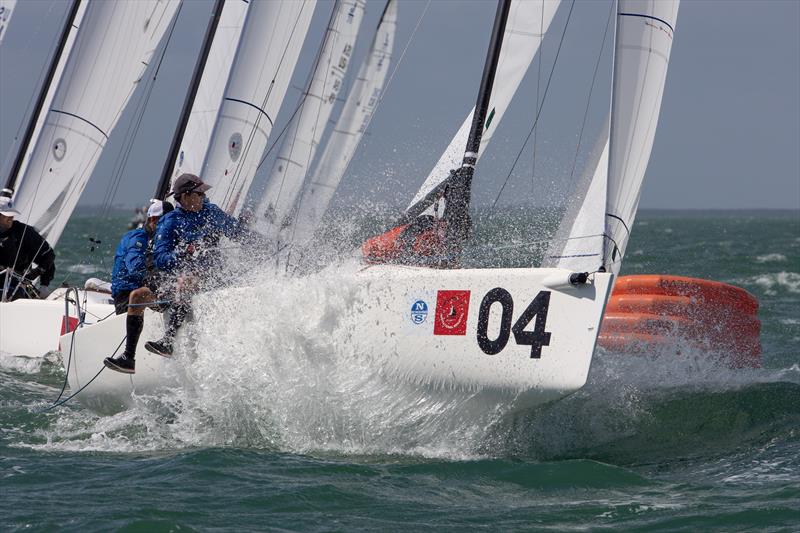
left=567, top=0, right=614, bottom=187
left=488, top=0, right=576, bottom=212
left=99, top=1, right=184, bottom=222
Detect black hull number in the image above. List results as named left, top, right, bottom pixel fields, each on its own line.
left=477, top=289, right=552, bottom=358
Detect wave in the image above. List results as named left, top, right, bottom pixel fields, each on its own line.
left=755, top=253, right=787, bottom=263
left=748, top=272, right=800, bottom=295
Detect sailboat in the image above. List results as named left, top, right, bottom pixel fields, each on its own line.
left=59, top=0, right=679, bottom=412
left=0, top=0, right=180, bottom=357
left=58, top=0, right=323, bottom=405
left=252, top=0, right=366, bottom=243
left=280, top=0, right=397, bottom=253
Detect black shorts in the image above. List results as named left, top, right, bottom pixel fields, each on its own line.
left=113, top=291, right=131, bottom=315
left=113, top=287, right=170, bottom=314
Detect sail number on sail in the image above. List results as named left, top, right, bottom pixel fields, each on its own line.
left=477, top=289, right=552, bottom=358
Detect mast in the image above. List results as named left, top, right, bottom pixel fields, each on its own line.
left=2, top=0, right=81, bottom=198
left=443, top=0, right=512, bottom=259
left=154, top=0, right=225, bottom=200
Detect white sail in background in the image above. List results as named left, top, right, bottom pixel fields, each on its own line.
left=605, top=0, right=679, bottom=274
left=11, top=0, right=179, bottom=246
left=289, top=0, right=397, bottom=246
left=200, top=0, right=317, bottom=216
left=4, top=1, right=88, bottom=195
left=408, top=0, right=560, bottom=210
left=253, top=0, right=366, bottom=239
left=0, top=0, right=16, bottom=45
left=168, top=0, right=249, bottom=184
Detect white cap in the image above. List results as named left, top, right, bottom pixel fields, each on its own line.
left=0, top=196, right=20, bottom=217
left=147, top=200, right=165, bottom=218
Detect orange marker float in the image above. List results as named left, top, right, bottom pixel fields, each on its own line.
left=598, top=275, right=761, bottom=367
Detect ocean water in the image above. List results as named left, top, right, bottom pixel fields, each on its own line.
left=1, top=209, right=799, bottom=532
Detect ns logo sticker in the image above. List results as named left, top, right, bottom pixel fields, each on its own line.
left=410, top=300, right=428, bottom=324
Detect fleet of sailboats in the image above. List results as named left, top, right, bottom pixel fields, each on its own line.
left=1, top=0, right=683, bottom=412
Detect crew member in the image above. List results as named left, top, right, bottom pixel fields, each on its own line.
left=144, top=173, right=256, bottom=357
left=103, top=200, right=171, bottom=374
left=0, top=196, right=55, bottom=301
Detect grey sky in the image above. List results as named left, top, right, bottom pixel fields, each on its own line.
left=0, top=0, right=798, bottom=211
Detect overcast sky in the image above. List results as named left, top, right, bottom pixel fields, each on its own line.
left=0, top=0, right=798, bottom=210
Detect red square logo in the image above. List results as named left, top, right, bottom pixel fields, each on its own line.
left=434, top=290, right=471, bottom=335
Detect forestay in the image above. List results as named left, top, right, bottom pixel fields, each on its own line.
left=605, top=0, right=679, bottom=273
left=10, top=0, right=179, bottom=246
left=253, top=0, right=366, bottom=240
left=289, top=0, right=397, bottom=246
left=407, top=0, right=560, bottom=213
left=167, top=0, right=249, bottom=188
left=200, top=0, right=317, bottom=216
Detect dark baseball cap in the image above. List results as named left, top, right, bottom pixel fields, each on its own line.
left=170, top=173, right=212, bottom=196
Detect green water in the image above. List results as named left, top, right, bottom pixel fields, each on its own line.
left=1, top=209, right=798, bottom=531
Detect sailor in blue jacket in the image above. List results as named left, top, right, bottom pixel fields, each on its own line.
left=143, top=173, right=254, bottom=358
left=104, top=200, right=171, bottom=374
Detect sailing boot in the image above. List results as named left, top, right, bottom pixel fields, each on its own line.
left=104, top=315, right=143, bottom=374
left=144, top=302, right=188, bottom=357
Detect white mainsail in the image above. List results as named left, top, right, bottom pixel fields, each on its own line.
left=3, top=1, right=88, bottom=198
left=605, top=0, right=679, bottom=274
left=168, top=0, right=249, bottom=184
left=10, top=0, right=179, bottom=246
left=289, top=0, right=397, bottom=246
left=408, top=0, right=560, bottom=210
left=0, top=0, right=16, bottom=45
left=253, top=0, right=366, bottom=239
left=200, top=0, right=317, bottom=216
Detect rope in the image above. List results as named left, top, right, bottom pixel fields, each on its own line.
left=37, top=336, right=125, bottom=412
left=489, top=0, right=576, bottom=211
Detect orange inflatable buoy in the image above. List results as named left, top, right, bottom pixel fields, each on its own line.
left=598, top=275, right=761, bottom=367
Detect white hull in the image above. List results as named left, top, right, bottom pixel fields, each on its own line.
left=60, top=267, right=612, bottom=412
left=0, top=288, right=114, bottom=358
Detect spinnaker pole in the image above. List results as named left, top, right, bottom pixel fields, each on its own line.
left=2, top=0, right=82, bottom=198
left=154, top=0, right=225, bottom=200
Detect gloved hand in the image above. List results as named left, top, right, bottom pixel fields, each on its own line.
left=38, top=285, right=52, bottom=299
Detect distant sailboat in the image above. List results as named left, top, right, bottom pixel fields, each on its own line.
left=252, top=0, right=366, bottom=241
left=287, top=0, right=398, bottom=249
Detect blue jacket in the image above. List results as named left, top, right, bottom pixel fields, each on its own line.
left=111, top=228, right=150, bottom=296
left=153, top=199, right=245, bottom=274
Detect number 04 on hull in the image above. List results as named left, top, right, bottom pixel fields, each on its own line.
left=348, top=265, right=614, bottom=409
